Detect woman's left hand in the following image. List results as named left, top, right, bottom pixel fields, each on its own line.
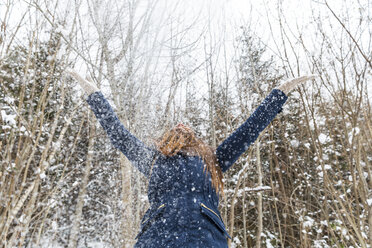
left=277, top=75, right=317, bottom=95
left=66, top=69, right=99, bottom=95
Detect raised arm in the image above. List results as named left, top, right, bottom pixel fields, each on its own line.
left=215, top=89, right=287, bottom=172
left=216, top=75, right=316, bottom=172
left=67, top=70, right=156, bottom=177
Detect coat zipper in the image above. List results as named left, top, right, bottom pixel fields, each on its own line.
left=201, top=202, right=231, bottom=239
left=200, top=203, right=221, bottom=221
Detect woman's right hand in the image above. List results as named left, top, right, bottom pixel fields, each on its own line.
left=277, top=75, right=317, bottom=95
left=66, top=69, right=99, bottom=95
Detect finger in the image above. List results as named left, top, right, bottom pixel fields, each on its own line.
left=66, top=70, right=87, bottom=84
left=306, top=74, right=317, bottom=80
left=296, top=76, right=312, bottom=83
left=286, top=76, right=307, bottom=85
left=86, top=75, right=93, bottom=83
left=294, top=75, right=317, bottom=85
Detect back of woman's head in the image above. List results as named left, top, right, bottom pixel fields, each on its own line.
left=156, top=124, right=198, bottom=156
left=156, top=124, right=223, bottom=194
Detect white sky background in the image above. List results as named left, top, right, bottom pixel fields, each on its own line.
left=147, top=0, right=371, bottom=106
left=1, top=0, right=370, bottom=102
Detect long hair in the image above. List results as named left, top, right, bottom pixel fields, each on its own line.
left=156, top=125, right=224, bottom=194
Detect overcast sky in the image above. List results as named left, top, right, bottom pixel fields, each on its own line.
left=1, top=0, right=370, bottom=97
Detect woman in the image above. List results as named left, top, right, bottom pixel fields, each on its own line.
left=68, top=70, right=315, bottom=247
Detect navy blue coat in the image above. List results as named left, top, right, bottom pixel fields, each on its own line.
left=86, top=89, right=287, bottom=247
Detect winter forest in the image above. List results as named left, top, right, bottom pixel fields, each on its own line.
left=0, top=0, right=371, bottom=247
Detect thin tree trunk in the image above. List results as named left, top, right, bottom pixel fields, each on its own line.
left=242, top=177, right=248, bottom=248
left=121, top=155, right=134, bottom=247
left=228, top=149, right=254, bottom=248
left=204, top=39, right=216, bottom=148
left=369, top=206, right=372, bottom=247
left=68, top=117, right=94, bottom=248
left=269, top=133, right=284, bottom=248
left=256, top=141, right=262, bottom=248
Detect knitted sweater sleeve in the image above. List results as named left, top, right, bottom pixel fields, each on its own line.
left=215, top=89, right=288, bottom=172
left=86, top=92, right=156, bottom=177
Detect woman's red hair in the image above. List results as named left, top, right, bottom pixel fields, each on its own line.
left=156, top=125, right=223, bottom=194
